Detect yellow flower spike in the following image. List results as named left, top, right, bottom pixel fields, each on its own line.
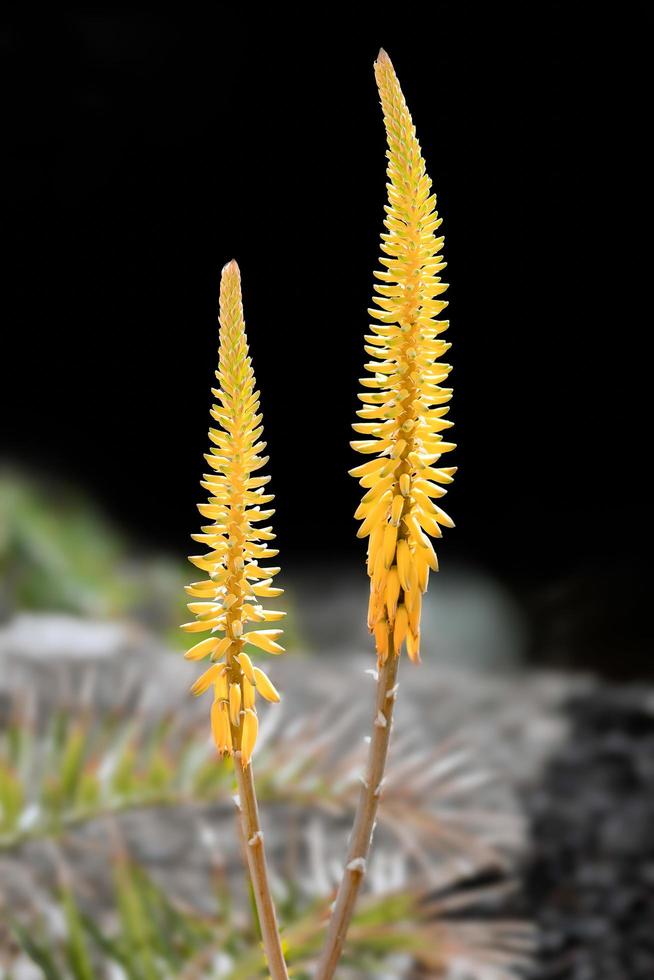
left=186, top=265, right=289, bottom=980
left=241, top=709, right=258, bottom=767
left=318, top=51, right=458, bottom=980
left=349, top=51, right=455, bottom=662
left=252, top=666, right=281, bottom=703
left=183, top=260, right=284, bottom=769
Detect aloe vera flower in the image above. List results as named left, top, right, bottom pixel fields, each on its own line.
left=351, top=49, right=456, bottom=665
left=182, top=260, right=284, bottom=767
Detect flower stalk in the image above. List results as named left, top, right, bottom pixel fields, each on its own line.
left=316, top=49, right=455, bottom=979
left=183, top=259, right=288, bottom=978
left=235, top=758, right=289, bottom=979
left=314, top=649, right=399, bottom=980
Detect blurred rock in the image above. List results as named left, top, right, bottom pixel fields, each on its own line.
left=289, top=563, right=528, bottom=669
left=521, top=686, right=654, bottom=979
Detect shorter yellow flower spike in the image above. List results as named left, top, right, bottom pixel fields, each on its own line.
left=183, top=260, right=284, bottom=767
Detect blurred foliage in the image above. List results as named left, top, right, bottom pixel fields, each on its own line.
left=0, top=699, right=533, bottom=977
left=0, top=694, right=519, bottom=869
left=6, top=856, right=449, bottom=979
left=0, top=469, right=191, bottom=636
left=0, top=470, right=134, bottom=618
left=0, top=469, right=528, bottom=974
left=0, top=470, right=301, bottom=650
left=0, top=709, right=232, bottom=850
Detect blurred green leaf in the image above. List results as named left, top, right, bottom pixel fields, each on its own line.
left=62, top=889, right=95, bottom=980
left=10, top=921, right=66, bottom=980
left=0, top=762, right=23, bottom=833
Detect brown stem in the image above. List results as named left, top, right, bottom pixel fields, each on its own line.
left=314, top=647, right=400, bottom=980
left=235, top=758, right=289, bottom=980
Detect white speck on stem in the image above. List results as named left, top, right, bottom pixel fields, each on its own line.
left=248, top=831, right=264, bottom=847
left=365, top=668, right=379, bottom=681
left=374, top=779, right=386, bottom=798
left=346, top=857, right=366, bottom=874
left=386, top=683, right=399, bottom=700
left=374, top=710, right=387, bottom=729
left=358, top=774, right=369, bottom=789
left=232, top=794, right=241, bottom=810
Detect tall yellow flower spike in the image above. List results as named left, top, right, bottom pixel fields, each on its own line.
left=316, top=51, right=457, bottom=980
left=351, top=49, right=456, bottom=666
left=183, top=260, right=284, bottom=768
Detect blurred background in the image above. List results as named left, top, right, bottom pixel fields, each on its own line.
left=1, top=4, right=652, bottom=978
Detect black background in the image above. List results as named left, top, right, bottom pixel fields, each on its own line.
left=3, top=5, right=652, bottom=670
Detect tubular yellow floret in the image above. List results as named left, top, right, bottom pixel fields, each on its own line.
left=241, top=709, right=258, bottom=768
left=252, top=666, right=281, bottom=703
left=351, top=50, right=456, bottom=664
left=183, top=260, right=284, bottom=766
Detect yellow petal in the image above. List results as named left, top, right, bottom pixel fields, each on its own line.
left=416, top=556, right=430, bottom=592
left=245, top=630, right=285, bottom=655
left=253, top=666, right=281, bottom=703
left=214, top=669, right=228, bottom=700
left=242, top=675, right=256, bottom=709
left=374, top=620, right=390, bottom=663
left=235, top=651, right=256, bottom=684
left=251, top=583, right=284, bottom=598
left=240, top=709, right=258, bottom=767
left=229, top=683, right=242, bottom=726
left=184, top=637, right=220, bottom=661
left=396, top=539, right=412, bottom=592
left=357, top=491, right=392, bottom=539
left=432, top=504, right=455, bottom=528
left=349, top=457, right=388, bottom=478
left=211, top=700, right=232, bottom=754
left=390, top=494, right=404, bottom=527
left=385, top=567, right=401, bottom=622
left=406, top=630, right=421, bottom=663
left=393, top=604, right=409, bottom=653
left=180, top=620, right=216, bottom=634
left=384, top=524, right=397, bottom=568
left=190, top=662, right=224, bottom=696
left=408, top=591, right=422, bottom=633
